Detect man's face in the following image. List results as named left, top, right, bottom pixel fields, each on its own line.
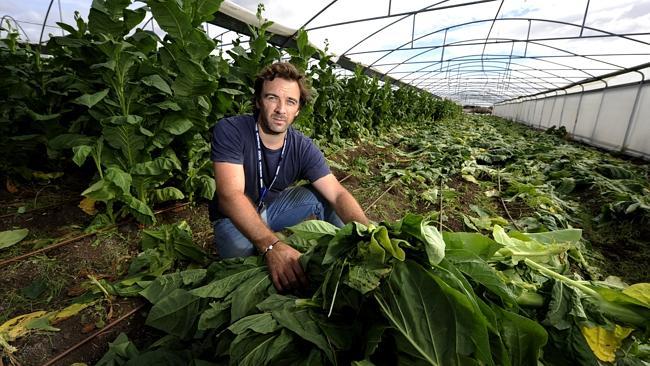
left=256, top=77, right=301, bottom=135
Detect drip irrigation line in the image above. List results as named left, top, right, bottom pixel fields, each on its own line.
left=439, top=178, right=444, bottom=232
left=42, top=302, right=147, bottom=366
left=0, top=202, right=190, bottom=268
left=364, top=182, right=397, bottom=213
left=497, top=171, right=521, bottom=231
left=0, top=224, right=119, bottom=268
left=0, top=198, right=78, bottom=219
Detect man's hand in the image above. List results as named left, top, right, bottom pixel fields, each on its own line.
left=264, top=242, right=308, bottom=292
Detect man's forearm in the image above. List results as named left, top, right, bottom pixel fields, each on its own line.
left=334, top=190, right=369, bottom=225
left=218, top=193, right=277, bottom=251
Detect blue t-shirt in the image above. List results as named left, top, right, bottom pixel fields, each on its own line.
left=209, top=114, right=330, bottom=221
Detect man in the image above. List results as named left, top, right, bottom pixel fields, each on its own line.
left=210, top=62, right=369, bottom=292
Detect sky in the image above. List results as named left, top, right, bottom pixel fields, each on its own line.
left=2, top=0, right=650, bottom=105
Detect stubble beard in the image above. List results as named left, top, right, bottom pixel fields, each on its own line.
left=259, top=114, right=290, bottom=135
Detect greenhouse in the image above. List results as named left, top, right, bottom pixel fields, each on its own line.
left=1, top=0, right=649, bottom=365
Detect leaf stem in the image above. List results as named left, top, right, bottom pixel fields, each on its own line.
left=523, top=258, right=599, bottom=298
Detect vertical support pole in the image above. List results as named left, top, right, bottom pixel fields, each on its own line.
left=589, top=82, right=608, bottom=144
left=580, top=0, right=591, bottom=37
left=411, top=14, right=416, bottom=49
left=548, top=92, right=558, bottom=127
left=538, top=97, right=546, bottom=129
left=571, top=86, right=585, bottom=137
left=621, top=78, right=645, bottom=153
left=440, top=29, right=447, bottom=71
left=558, top=90, right=567, bottom=128
left=524, top=19, right=531, bottom=57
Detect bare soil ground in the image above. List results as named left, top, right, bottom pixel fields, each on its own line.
left=1, top=135, right=648, bottom=364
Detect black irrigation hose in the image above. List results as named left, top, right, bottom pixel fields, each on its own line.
left=363, top=182, right=397, bottom=213
left=0, top=198, right=78, bottom=219
left=0, top=202, right=191, bottom=268
left=41, top=302, right=147, bottom=366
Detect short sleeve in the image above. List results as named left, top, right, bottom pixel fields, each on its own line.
left=211, top=117, right=244, bottom=164
left=301, top=140, right=331, bottom=182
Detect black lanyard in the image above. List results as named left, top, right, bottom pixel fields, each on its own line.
left=255, top=123, right=288, bottom=213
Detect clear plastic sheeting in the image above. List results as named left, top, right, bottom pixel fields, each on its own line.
left=3, top=0, right=650, bottom=159
left=494, top=66, right=650, bottom=159
left=5, top=0, right=650, bottom=107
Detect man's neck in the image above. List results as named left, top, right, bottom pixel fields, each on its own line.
left=257, top=121, right=286, bottom=150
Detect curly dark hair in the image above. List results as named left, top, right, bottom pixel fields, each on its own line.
left=253, top=62, right=312, bottom=113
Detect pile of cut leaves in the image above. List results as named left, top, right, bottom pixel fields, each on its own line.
left=98, top=215, right=649, bottom=365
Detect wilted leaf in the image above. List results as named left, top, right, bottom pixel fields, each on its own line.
left=462, top=174, right=479, bottom=184
left=5, top=179, right=18, bottom=193
left=52, top=302, right=95, bottom=324
left=581, top=325, right=633, bottom=362
left=621, top=283, right=650, bottom=308
left=79, top=197, right=98, bottom=215
left=0, top=311, right=48, bottom=346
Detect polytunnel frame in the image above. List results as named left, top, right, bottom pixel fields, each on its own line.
left=19, top=0, right=650, bottom=108
left=338, top=17, right=650, bottom=103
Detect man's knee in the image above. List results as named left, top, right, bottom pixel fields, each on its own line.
left=213, top=219, right=256, bottom=258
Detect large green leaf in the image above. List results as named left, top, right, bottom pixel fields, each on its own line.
left=123, top=7, right=147, bottom=33
left=131, top=155, right=180, bottom=175
left=191, top=267, right=263, bottom=299
left=492, top=225, right=570, bottom=265
left=288, top=220, right=339, bottom=240
left=400, top=214, right=445, bottom=265
left=145, top=288, right=201, bottom=338
left=446, top=251, right=518, bottom=307
left=171, top=76, right=218, bottom=97
left=72, top=146, right=92, bottom=167
left=141, top=74, right=172, bottom=95
left=375, top=260, right=493, bottom=365
left=49, top=135, right=94, bottom=151
left=88, top=7, right=123, bottom=37
left=121, top=194, right=155, bottom=224
left=198, top=301, right=231, bottom=331
left=443, top=232, right=502, bottom=260
left=95, top=333, right=140, bottom=366
left=75, top=89, right=110, bottom=108
left=192, top=0, right=225, bottom=24
left=147, top=0, right=192, bottom=42
left=228, top=313, right=279, bottom=335
left=230, top=271, right=273, bottom=321
left=0, top=229, right=29, bottom=250
left=229, top=329, right=295, bottom=366
left=82, top=179, right=117, bottom=201
left=105, top=166, right=132, bottom=195
left=266, top=301, right=336, bottom=363
left=519, top=229, right=582, bottom=246
left=186, top=28, right=216, bottom=60
left=492, top=306, right=547, bottom=366
left=103, top=125, right=146, bottom=168
left=161, top=114, right=194, bottom=135
left=153, top=187, right=185, bottom=202
left=140, top=269, right=206, bottom=304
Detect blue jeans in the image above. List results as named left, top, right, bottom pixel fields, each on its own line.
left=213, top=185, right=344, bottom=258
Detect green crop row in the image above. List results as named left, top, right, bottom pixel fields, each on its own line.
left=0, top=0, right=460, bottom=225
